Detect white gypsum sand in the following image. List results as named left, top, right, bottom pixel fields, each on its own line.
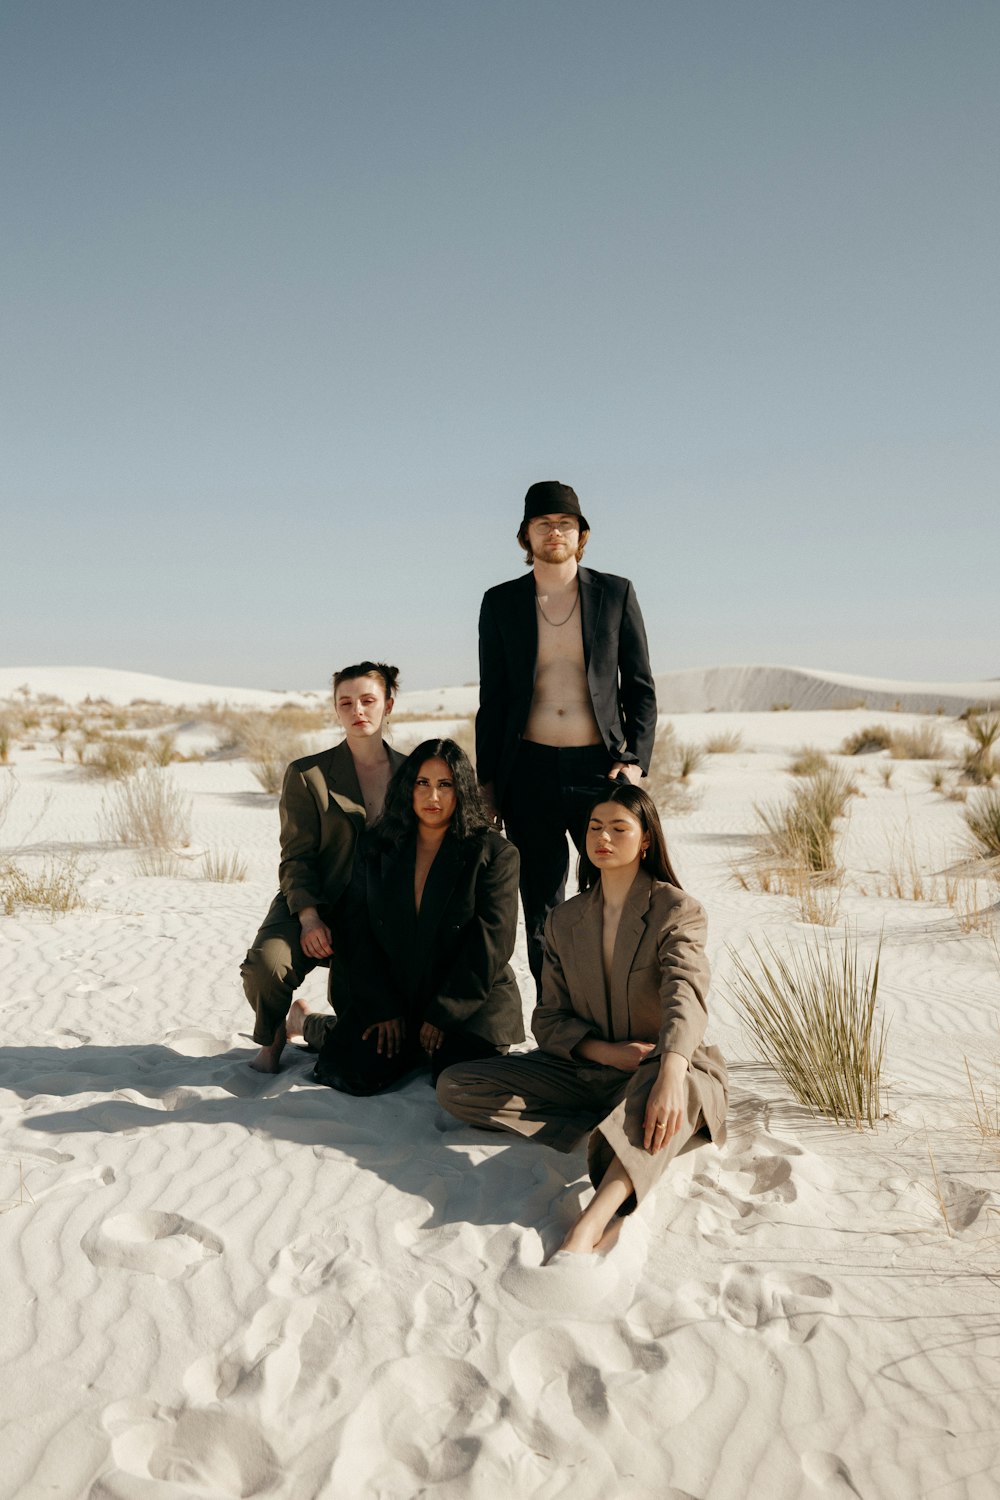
left=1, top=669, right=998, bottom=1499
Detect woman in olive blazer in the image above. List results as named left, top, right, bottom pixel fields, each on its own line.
left=241, top=662, right=406, bottom=1071
left=437, top=783, right=727, bottom=1256
left=307, top=738, right=525, bottom=1095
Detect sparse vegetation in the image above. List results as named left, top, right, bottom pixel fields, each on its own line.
left=85, top=737, right=145, bottom=780
left=965, top=1056, right=1000, bottom=1141
left=0, top=854, right=88, bottom=917
left=890, top=725, right=946, bottom=760
left=642, top=724, right=696, bottom=813
left=961, top=714, right=999, bottom=785
left=202, top=849, right=248, bottom=882
left=147, top=732, right=177, bottom=767
left=0, top=717, right=11, bottom=765
left=879, top=764, right=894, bottom=788
left=726, top=928, right=886, bottom=1128
left=100, top=769, right=192, bottom=849
left=842, top=724, right=894, bottom=756
left=788, top=746, right=829, bottom=776
left=771, top=702, right=791, bottom=712
left=134, top=849, right=184, bottom=878
left=965, top=790, right=1000, bottom=863
left=704, top=730, right=743, bottom=754
left=745, top=767, right=854, bottom=923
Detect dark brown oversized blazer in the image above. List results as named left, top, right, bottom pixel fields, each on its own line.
left=476, top=566, right=657, bottom=807
left=262, top=739, right=407, bottom=924
left=533, top=869, right=727, bottom=1142
left=340, top=829, right=525, bottom=1047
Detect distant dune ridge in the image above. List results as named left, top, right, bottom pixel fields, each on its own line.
left=0, top=663, right=996, bottom=715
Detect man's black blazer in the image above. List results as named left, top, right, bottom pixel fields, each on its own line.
left=476, top=566, right=657, bottom=807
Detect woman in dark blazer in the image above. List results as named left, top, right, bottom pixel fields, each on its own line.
left=301, top=738, right=525, bottom=1094
left=437, top=783, right=727, bottom=1256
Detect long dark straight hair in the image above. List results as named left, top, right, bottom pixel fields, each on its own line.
left=367, top=738, right=489, bottom=853
left=577, top=783, right=683, bottom=892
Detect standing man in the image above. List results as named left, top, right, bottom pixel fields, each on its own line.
left=476, top=480, right=657, bottom=990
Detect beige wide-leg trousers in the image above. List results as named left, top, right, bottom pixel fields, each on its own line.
left=436, top=1050, right=707, bottom=1205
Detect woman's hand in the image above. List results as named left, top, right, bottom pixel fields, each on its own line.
left=643, top=1052, right=688, bottom=1153
left=362, top=1018, right=405, bottom=1057
left=299, top=908, right=333, bottom=960
left=419, top=1022, right=445, bottom=1054
left=575, top=1038, right=656, bottom=1071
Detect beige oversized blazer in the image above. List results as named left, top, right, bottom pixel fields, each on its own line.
left=533, top=869, right=728, bottom=1143
left=276, top=739, right=407, bottom=917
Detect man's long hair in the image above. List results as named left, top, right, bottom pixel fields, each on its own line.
left=577, top=783, right=683, bottom=891
left=367, top=738, right=489, bottom=852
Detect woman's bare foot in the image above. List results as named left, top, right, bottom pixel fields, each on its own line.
left=249, top=1022, right=286, bottom=1073
left=285, top=999, right=309, bottom=1043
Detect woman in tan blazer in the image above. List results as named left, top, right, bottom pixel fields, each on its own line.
left=241, top=661, right=407, bottom=1073
left=437, top=783, right=727, bottom=1256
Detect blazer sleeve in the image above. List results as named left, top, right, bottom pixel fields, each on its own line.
left=618, top=580, right=657, bottom=774
left=531, top=913, right=601, bottom=1060
left=475, top=590, right=507, bottom=788
left=655, top=894, right=711, bottom=1061
left=422, top=839, right=520, bottom=1030
left=277, top=763, right=325, bottom=915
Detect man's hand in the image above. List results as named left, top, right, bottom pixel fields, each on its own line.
left=609, top=762, right=642, bottom=786
left=419, top=1021, right=445, bottom=1054
left=362, top=1018, right=405, bottom=1057
left=299, top=907, right=333, bottom=959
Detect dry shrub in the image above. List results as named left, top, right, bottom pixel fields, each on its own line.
left=100, top=769, right=192, bottom=849
left=924, top=765, right=947, bottom=791
left=879, top=764, right=895, bottom=789
left=789, top=746, right=829, bottom=776
left=726, top=928, right=887, bottom=1127
left=0, top=854, right=88, bottom=917
left=965, top=790, right=1000, bottom=862
left=747, top=768, right=853, bottom=923
left=147, top=732, right=177, bottom=767
left=965, top=1057, right=1000, bottom=1141
left=134, top=849, right=183, bottom=878
left=842, top=724, right=894, bottom=755
left=86, top=738, right=145, bottom=780
left=771, top=702, right=791, bottom=712
left=890, top=724, right=946, bottom=760
left=676, top=741, right=705, bottom=780
left=202, top=849, right=248, bottom=883
left=643, top=725, right=696, bottom=814
left=961, top=714, right=999, bottom=785
left=704, top=730, right=743, bottom=754
left=0, top=717, right=11, bottom=765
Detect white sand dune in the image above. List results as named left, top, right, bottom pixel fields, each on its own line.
left=655, top=662, right=998, bottom=714
left=1, top=674, right=998, bottom=1497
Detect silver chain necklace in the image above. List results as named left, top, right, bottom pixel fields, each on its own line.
left=535, top=587, right=580, bottom=627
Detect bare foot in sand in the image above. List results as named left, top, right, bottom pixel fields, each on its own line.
left=249, top=1022, right=286, bottom=1073
left=285, top=999, right=309, bottom=1043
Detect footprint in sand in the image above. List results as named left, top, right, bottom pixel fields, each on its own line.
left=267, top=1231, right=376, bottom=1302
left=328, top=1355, right=496, bottom=1491
left=160, top=1027, right=232, bottom=1058
left=409, top=1272, right=479, bottom=1357
left=82, top=1210, right=222, bottom=1280
left=717, top=1264, right=835, bottom=1343
left=98, top=1397, right=281, bottom=1498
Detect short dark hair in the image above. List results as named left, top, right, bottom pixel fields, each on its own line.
left=577, top=783, right=683, bottom=891
left=331, top=661, right=399, bottom=698
left=368, top=738, right=489, bottom=851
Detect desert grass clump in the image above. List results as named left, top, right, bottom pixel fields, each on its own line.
left=879, top=764, right=895, bottom=788
left=965, top=1057, right=1000, bottom=1141
left=0, top=854, right=88, bottom=917
left=890, top=724, right=946, bottom=760
left=961, top=713, right=1000, bottom=785
left=726, top=928, right=887, bottom=1128
left=0, top=718, right=11, bottom=765
left=842, top=724, right=894, bottom=756
left=202, top=849, right=248, bottom=883
left=146, top=731, right=177, bottom=768
left=704, top=730, right=743, bottom=754
left=676, top=741, right=705, bottom=780
left=788, top=746, right=829, bottom=777
left=86, top=737, right=145, bottom=781
left=100, top=769, right=192, bottom=849
left=642, top=725, right=696, bottom=814
left=134, top=849, right=184, bottom=878
left=749, top=767, right=854, bottom=922
left=965, top=790, right=1000, bottom=863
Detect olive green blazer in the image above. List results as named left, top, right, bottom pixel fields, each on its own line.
left=276, top=739, right=407, bottom=916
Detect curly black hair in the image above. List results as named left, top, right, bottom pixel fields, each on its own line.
left=367, top=738, right=489, bottom=851
left=577, top=783, right=683, bottom=891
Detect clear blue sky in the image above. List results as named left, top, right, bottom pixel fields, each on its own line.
left=2, top=1, right=997, bottom=691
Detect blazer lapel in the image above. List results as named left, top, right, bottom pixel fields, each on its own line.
left=610, top=870, right=653, bottom=1016
left=512, top=571, right=539, bottom=685
left=569, top=882, right=610, bottom=1030
left=578, top=566, right=603, bottom=674
left=325, top=741, right=366, bottom=821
